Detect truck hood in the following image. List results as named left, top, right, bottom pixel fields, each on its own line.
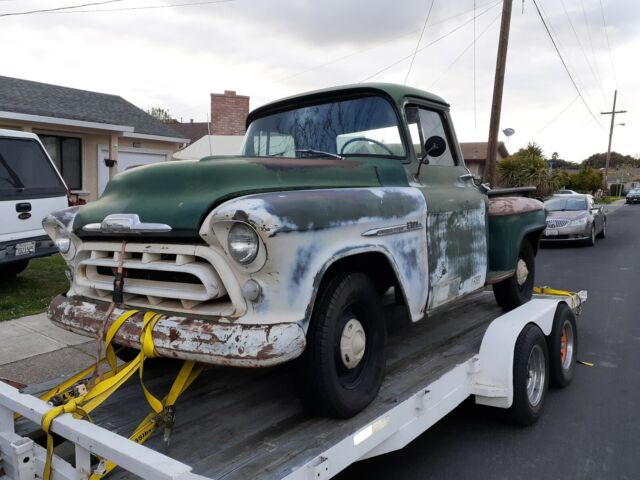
left=74, top=156, right=407, bottom=238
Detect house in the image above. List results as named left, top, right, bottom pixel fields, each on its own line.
left=0, top=75, right=188, bottom=201
left=172, top=90, right=248, bottom=160
left=459, top=141, right=510, bottom=179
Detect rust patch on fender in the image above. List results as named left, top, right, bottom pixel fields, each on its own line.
left=488, top=196, right=544, bottom=217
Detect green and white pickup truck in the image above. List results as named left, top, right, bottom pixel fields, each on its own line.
left=44, top=83, right=546, bottom=417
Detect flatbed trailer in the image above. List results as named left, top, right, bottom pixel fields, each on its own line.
left=0, top=289, right=585, bottom=480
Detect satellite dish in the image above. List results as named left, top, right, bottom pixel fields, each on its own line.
left=502, top=128, right=515, bottom=137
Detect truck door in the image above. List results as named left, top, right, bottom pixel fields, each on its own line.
left=405, top=105, right=488, bottom=311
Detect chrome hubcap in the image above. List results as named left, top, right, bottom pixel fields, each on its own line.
left=516, top=258, right=529, bottom=286
left=340, top=318, right=366, bottom=369
left=526, top=344, right=545, bottom=407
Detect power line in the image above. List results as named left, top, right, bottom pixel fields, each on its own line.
left=359, top=0, right=500, bottom=83
left=0, top=0, right=121, bottom=17
left=34, top=0, right=234, bottom=15
left=537, top=0, right=601, bottom=114
left=531, top=0, right=604, bottom=130
left=558, top=0, right=607, bottom=108
left=579, top=0, right=607, bottom=105
left=536, top=94, right=580, bottom=133
left=428, top=10, right=501, bottom=89
left=273, top=0, right=499, bottom=84
left=404, top=0, right=436, bottom=85
left=598, top=0, right=619, bottom=89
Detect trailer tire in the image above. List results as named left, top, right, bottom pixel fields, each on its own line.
left=510, top=324, right=549, bottom=426
left=493, top=239, right=535, bottom=310
left=303, top=271, right=386, bottom=418
left=547, top=303, right=578, bottom=388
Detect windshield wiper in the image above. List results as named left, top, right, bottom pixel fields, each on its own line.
left=295, top=149, right=343, bottom=160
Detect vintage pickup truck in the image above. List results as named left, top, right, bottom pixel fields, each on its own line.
left=43, top=84, right=546, bottom=417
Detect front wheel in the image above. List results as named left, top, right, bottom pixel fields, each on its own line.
left=585, top=224, right=596, bottom=246
left=596, top=220, right=606, bottom=239
left=510, top=324, right=549, bottom=425
left=493, top=239, right=535, bottom=310
left=303, top=272, right=386, bottom=418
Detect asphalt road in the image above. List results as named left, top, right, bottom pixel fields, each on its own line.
left=338, top=203, right=640, bottom=480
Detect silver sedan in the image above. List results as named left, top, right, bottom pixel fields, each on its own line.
left=541, top=194, right=606, bottom=246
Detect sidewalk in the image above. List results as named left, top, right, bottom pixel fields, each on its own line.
left=0, top=312, right=96, bottom=386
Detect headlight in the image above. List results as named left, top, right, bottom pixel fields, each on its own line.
left=54, top=229, right=71, bottom=253
left=569, top=217, right=588, bottom=227
left=228, top=223, right=259, bottom=265
left=42, top=206, right=79, bottom=257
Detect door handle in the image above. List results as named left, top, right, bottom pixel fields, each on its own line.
left=15, top=202, right=31, bottom=212
left=458, top=173, right=474, bottom=182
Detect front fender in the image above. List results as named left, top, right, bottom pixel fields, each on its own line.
left=201, top=187, right=429, bottom=326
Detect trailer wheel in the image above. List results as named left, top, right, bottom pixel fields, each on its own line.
left=510, top=324, right=549, bottom=426
left=303, top=272, right=386, bottom=418
left=493, top=239, right=535, bottom=310
left=547, top=303, right=578, bottom=388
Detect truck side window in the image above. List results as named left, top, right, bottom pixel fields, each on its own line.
left=417, top=109, right=455, bottom=166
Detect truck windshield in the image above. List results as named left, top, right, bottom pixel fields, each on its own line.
left=0, top=138, right=67, bottom=200
left=545, top=198, right=588, bottom=211
left=241, top=95, right=406, bottom=159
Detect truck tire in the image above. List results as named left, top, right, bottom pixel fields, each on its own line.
left=547, top=303, right=578, bottom=388
left=0, top=260, right=30, bottom=281
left=510, top=324, right=549, bottom=426
left=492, top=239, right=535, bottom=310
left=303, top=272, right=386, bottom=418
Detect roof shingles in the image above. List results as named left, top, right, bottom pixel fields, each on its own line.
left=0, top=75, right=186, bottom=139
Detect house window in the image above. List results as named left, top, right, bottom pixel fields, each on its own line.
left=39, top=135, right=82, bottom=189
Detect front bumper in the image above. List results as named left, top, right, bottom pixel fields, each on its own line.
left=0, top=235, right=57, bottom=265
left=48, top=295, right=306, bottom=367
left=626, top=197, right=640, bottom=203
left=540, top=224, right=590, bottom=242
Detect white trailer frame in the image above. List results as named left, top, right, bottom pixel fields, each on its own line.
left=0, top=292, right=586, bottom=480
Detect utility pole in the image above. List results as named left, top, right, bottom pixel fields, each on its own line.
left=485, top=0, right=513, bottom=186
left=601, top=90, right=627, bottom=192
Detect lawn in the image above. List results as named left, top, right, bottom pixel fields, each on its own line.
left=0, top=255, right=68, bottom=321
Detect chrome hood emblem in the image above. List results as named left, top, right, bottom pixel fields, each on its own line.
left=83, top=214, right=172, bottom=234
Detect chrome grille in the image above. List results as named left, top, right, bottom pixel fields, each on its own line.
left=546, top=218, right=569, bottom=228
left=73, top=243, right=237, bottom=316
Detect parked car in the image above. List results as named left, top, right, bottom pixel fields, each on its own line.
left=0, top=129, right=68, bottom=280
left=625, top=188, right=640, bottom=204
left=541, top=194, right=606, bottom=246
left=44, top=83, right=546, bottom=417
left=555, top=189, right=578, bottom=195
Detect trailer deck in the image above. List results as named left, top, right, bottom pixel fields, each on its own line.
left=2, top=289, right=584, bottom=480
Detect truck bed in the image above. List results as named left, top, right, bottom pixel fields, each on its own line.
left=20, top=290, right=502, bottom=479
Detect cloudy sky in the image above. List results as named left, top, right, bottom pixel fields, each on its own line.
left=1, top=0, right=637, bottom=162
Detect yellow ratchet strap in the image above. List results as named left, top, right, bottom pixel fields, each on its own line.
left=89, top=360, right=204, bottom=479
left=533, top=286, right=575, bottom=296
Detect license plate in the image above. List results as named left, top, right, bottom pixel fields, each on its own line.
left=15, top=241, right=36, bottom=256
left=545, top=229, right=558, bottom=236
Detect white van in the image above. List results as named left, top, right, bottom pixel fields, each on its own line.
left=0, top=129, right=68, bottom=279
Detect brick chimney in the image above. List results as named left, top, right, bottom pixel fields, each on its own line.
left=210, top=90, right=250, bottom=136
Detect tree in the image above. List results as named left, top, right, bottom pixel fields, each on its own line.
left=146, top=107, right=173, bottom=122
left=566, top=168, right=603, bottom=194
left=496, top=142, right=562, bottom=198
left=581, top=152, right=640, bottom=169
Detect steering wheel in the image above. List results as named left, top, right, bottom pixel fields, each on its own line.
left=339, top=137, right=395, bottom=156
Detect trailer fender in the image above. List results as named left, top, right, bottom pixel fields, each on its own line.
left=472, top=298, right=565, bottom=408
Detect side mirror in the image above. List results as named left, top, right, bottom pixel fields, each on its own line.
left=415, top=135, right=447, bottom=178
left=424, top=136, right=446, bottom=158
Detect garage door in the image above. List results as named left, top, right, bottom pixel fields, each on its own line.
left=98, top=148, right=168, bottom=195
